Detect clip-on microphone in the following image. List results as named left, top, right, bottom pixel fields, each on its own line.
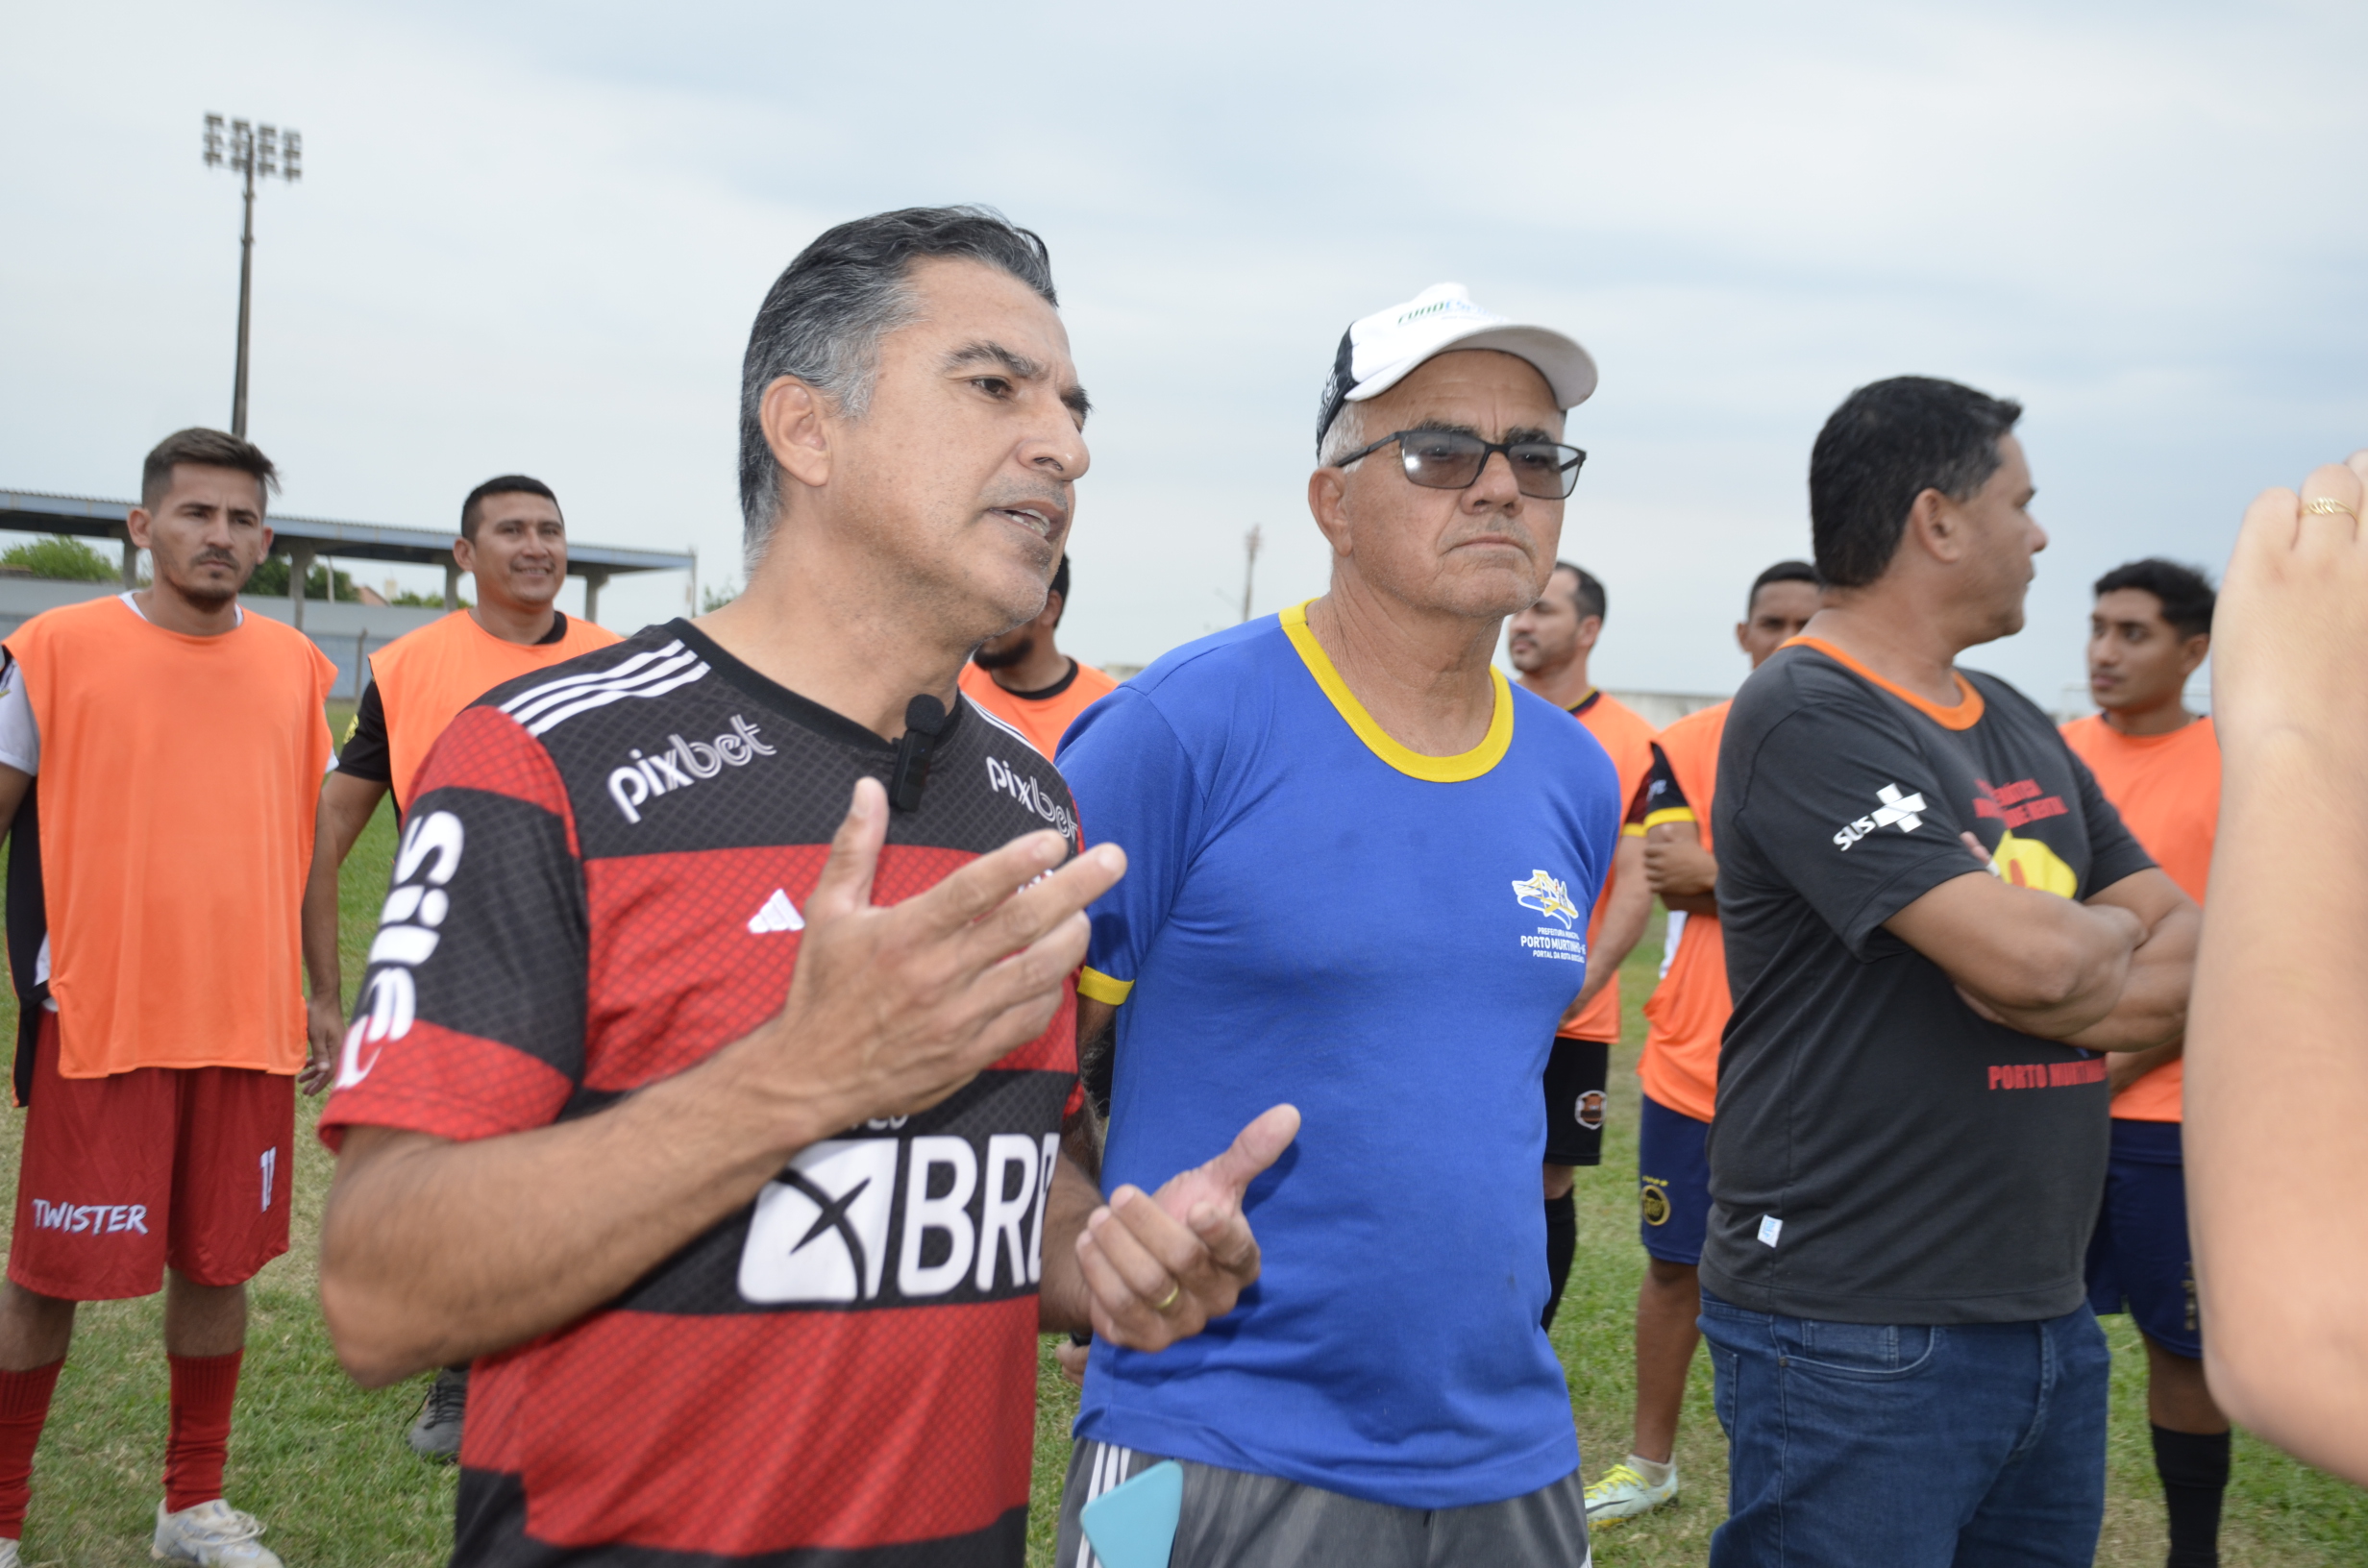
left=888, top=695, right=949, bottom=813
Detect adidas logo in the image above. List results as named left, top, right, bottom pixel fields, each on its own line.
left=748, top=889, right=804, bottom=935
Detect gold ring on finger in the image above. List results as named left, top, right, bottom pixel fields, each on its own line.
left=2304, top=497, right=2359, bottom=519
left=1152, top=1282, right=1182, bottom=1312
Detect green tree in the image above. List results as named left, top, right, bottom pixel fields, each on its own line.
left=245, top=556, right=358, bottom=600
left=0, top=535, right=119, bottom=582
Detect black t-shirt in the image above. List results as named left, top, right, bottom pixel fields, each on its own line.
left=1705, top=641, right=2154, bottom=1325
left=334, top=611, right=573, bottom=784
left=1633, top=742, right=1682, bottom=823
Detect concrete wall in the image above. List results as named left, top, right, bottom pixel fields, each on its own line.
left=0, top=576, right=138, bottom=637
left=0, top=578, right=447, bottom=699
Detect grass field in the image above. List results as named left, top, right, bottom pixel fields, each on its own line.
left=2, top=737, right=2361, bottom=1564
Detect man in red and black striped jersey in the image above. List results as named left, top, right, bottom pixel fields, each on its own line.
left=314, top=207, right=1295, bottom=1568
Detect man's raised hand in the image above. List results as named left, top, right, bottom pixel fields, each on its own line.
left=2214, top=454, right=2368, bottom=752
left=736, top=775, right=1124, bottom=1139
left=1074, top=1103, right=1300, bottom=1351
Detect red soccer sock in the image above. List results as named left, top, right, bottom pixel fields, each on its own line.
left=0, top=1360, right=64, bottom=1539
left=163, top=1351, right=242, bottom=1514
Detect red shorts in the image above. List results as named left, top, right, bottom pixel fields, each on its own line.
left=8, top=1011, right=293, bottom=1300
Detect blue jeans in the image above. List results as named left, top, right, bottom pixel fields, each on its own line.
left=1699, top=1290, right=2109, bottom=1567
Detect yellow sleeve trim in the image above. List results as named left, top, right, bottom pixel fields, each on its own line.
left=1621, top=823, right=1648, bottom=837
left=1076, top=968, right=1134, bottom=1005
left=1642, top=806, right=1698, bottom=829
left=1278, top=600, right=1513, bottom=783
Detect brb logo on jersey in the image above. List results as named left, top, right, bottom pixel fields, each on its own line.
left=1833, top=783, right=1928, bottom=850
left=738, top=1131, right=1061, bottom=1306
left=741, top=1141, right=900, bottom=1302
left=607, top=716, right=776, bottom=823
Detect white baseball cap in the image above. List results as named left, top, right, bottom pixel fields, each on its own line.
left=1316, top=282, right=1598, bottom=455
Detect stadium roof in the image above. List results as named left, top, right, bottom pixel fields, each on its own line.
left=0, top=487, right=692, bottom=577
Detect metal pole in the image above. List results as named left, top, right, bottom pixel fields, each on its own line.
left=290, top=544, right=314, bottom=631
left=442, top=561, right=458, bottom=612
left=233, top=159, right=255, bottom=438
left=582, top=569, right=608, bottom=625
left=1241, top=524, right=1262, bottom=623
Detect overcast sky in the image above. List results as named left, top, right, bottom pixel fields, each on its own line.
left=5, top=1, right=2362, bottom=706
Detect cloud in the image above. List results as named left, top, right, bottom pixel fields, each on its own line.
left=2, top=0, right=2359, bottom=699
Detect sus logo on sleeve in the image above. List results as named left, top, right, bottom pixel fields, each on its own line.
left=1833, top=783, right=1928, bottom=850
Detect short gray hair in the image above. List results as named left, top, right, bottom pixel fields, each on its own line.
left=1317, top=402, right=1368, bottom=469
left=736, top=206, right=1059, bottom=563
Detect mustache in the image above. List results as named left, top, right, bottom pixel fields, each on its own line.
left=1451, top=521, right=1540, bottom=553
left=979, top=481, right=1072, bottom=526
left=190, top=551, right=241, bottom=569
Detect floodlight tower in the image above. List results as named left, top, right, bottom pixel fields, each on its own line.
left=203, top=114, right=302, bottom=438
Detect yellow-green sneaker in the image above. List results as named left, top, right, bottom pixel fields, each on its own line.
left=1584, top=1458, right=1678, bottom=1525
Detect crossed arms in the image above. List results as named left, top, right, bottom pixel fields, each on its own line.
left=1886, top=843, right=2195, bottom=1053
left=1661, top=806, right=2193, bottom=1055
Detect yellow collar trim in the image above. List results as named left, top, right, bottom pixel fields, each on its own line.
left=1278, top=600, right=1514, bottom=783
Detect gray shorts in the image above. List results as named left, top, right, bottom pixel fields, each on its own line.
left=1055, top=1437, right=1591, bottom=1568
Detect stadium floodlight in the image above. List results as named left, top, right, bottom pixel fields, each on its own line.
left=203, top=112, right=303, bottom=438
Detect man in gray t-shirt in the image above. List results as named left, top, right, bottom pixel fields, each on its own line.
left=1701, top=377, right=2197, bottom=1568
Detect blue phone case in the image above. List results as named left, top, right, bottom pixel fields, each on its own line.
left=1078, top=1458, right=1183, bottom=1568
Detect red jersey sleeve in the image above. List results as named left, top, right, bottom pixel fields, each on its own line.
left=319, top=706, right=588, bottom=1150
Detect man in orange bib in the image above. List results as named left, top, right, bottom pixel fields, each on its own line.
left=0, top=429, right=334, bottom=1567
left=1582, top=560, right=1818, bottom=1528
left=2060, top=558, right=2228, bottom=1568
left=300, top=473, right=616, bottom=1458
left=957, top=552, right=1117, bottom=758
left=1507, top=561, right=1655, bottom=1327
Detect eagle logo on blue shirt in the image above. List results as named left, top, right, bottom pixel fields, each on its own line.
left=1511, top=870, right=1581, bottom=928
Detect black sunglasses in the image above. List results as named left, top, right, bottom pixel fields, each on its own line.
left=1331, top=428, right=1587, bottom=501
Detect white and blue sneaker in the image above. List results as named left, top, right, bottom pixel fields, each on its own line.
left=152, top=1499, right=284, bottom=1567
